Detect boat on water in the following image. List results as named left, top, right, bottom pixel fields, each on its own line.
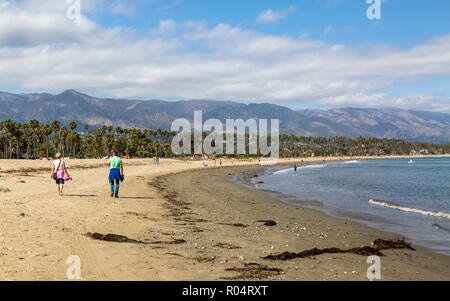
left=408, top=160, right=415, bottom=164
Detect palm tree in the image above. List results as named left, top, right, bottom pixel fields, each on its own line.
left=2, top=120, right=16, bottom=159
left=28, top=120, right=40, bottom=158
left=59, top=127, right=69, bottom=158
left=69, top=121, right=77, bottom=132
left=66, top=131, right=81, bottom=157
left=51, top=120, right=60, bottom=133
left=50, top=120, right=61, bottom=153
left=41, top=124, right=53, bottom=158
left=115, top=126, right=122, bottom=138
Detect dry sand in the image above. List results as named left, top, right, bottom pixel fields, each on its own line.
left=0, top=156, right=449, bottom=281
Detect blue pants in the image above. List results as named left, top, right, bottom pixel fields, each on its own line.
left=110, top=180, right=120, bottom=196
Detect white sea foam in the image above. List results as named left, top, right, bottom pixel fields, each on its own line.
left=272, top=163, right=326, bottom=175
left=273, top=168, right=293, bottom=175
left=300, top=164, right=327, bottom=169
left=342, top=160, right=361, bottom=164
left=369, top=199, right=450, bottom=220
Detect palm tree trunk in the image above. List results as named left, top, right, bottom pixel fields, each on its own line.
left=46, top=136, right=49, bottom=158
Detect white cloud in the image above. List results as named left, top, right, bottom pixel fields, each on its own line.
left=317, top=93, right=450, bottom=113
left=1, top=0, right=450, bottom=113
left=0, top=0, right=98, bottom=46
left=255, top=5, right=297, bottom=24
left=156, top=0, right=181, bottom=13
left=151, top=19, right=177, bottom=35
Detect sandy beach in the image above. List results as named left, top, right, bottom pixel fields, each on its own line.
left=0, top=156, right=449, bottom=281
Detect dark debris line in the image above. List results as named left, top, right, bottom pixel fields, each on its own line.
left=263, top=239, right=415, bottom=260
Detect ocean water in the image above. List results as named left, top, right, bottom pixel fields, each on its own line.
left=251, top=157, right=450, bottom=255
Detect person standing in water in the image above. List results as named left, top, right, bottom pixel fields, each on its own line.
left=51, top=153, right=70, bottom=196
left=294, top=164, right=297, bottom=173
left=109, top=151, right=124, bottom=198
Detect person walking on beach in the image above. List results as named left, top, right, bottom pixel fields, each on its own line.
left=51, top=153, right=70, bottom=196
left=109, top=151, right=124, bottom=198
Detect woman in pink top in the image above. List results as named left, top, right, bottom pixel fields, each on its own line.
left=50, top=153, right=71, bottom=196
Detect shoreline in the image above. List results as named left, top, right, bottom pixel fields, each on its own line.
left=153, top=165, right=450, bottom=280
left=231, top=160, right=450, bottom=257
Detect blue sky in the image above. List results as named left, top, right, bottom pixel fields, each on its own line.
left=1, top=0, right=449, bottom=112
left=90, top=0, right=450, bottom=48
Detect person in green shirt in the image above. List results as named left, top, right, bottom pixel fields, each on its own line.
left=108, top=151, right=124, bottom=198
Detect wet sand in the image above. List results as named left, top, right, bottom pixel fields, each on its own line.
left=0, top=157, right=449, bottom=280
left=153, top=166, right=450, bottom=280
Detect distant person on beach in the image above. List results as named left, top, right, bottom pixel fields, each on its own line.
left=294, top=164, right=297, bottom=173
left=51, top=153, right=70, bottom=196
left=109, top=151, right=124, bottom=198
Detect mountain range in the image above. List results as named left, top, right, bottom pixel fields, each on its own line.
left=0, top=90, right=449, bottom=144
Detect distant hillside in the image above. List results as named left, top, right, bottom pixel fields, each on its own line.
left=0, top=90, right=449, bottom=144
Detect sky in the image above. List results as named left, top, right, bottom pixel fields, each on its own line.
left=0, top=0, right=449, bottom=112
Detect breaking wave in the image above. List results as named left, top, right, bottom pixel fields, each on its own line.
left=341, top=160, right=361, bottom=164
left=369, top=199, right=450, bottom=220
left=272, top=168, right=293, bottom=175
left=272, top=164, right=326, bottom=175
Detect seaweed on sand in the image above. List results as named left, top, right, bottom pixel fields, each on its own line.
left=223, top=263, right=283, bottom=280
left=86, top=232, right=186, bottom=245
left=263, top=239, right=415, bottom=260
left=86, top=232, right=147, bottom=244
left=256, top=220, right=277, bottom=226
left=218, top=223, right=248, bottom=228
left=149, top=239, right=186, bottom=245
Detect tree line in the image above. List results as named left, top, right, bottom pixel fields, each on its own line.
left=0, top=119, right=449, bottom=159
left=0, top=119, right=174, bottom=159
left=278, top=135, right=450, bottom=157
